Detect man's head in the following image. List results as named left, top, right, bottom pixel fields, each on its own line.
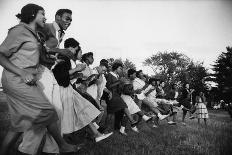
left=160, top=80, right=165, bottom=88
left=127, top=69, right=136, bottom=80
left=64, top=38, right=81, bottom=60
left=55, top=9, right=72, bottom=30
left=112, top=62, right=123, bottom=75
left=136, top=70, right=144, bottom=79
left=81, top=52, right=94, bottom=65
left=98, top=59, right=109, bottom=74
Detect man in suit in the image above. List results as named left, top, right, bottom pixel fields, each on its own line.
left=38, top=9, right=73, bottom=69
left=38, top=9, right=76, bottom=154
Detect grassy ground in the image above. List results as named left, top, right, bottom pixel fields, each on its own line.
left=1, top=91, right=232, bottom=155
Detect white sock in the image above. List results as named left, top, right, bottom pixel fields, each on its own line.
left=180, top=105, right=184, bottom=109
left=142, top=115, right=150, bottom=121
left=93, top=122, right=99, bottom=129
left=120, top=126, right=125, bottom=133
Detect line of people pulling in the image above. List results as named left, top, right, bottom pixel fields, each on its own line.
left=0, top=3, right=208, bottom=155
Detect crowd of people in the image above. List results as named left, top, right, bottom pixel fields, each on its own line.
left=0, top=3, right=209, bottom=155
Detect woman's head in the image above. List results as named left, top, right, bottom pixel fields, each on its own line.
left=16, top=3, right=46, bottom=26
left=184, top=83, right=189, bottom=89
left=64, top=38, right=81, bottom=60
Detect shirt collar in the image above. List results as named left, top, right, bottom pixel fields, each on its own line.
left=53, top=21, right=65, bottom=34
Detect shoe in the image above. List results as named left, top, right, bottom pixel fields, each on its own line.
left=152, top=124, right=158, bottom=128
left=182, top=107, right=190, bottom=111
left=167, top=121, right=176, bottom=125
left=95, top=132, right=113, bottom=142
left=60, top=144, right=84, bottom=155
left=170, top=111, right=177, bottom=116
left=131, top=120, right=139, bottom=127
left=158, top=114, right=169, bottom=120
left=189, top=116, right=195, bottom=119
left=131, top=126, right=139, bottom=133
left=181, top=122, right=186, bottom=125
left=119, top=130, right=128, bottom=136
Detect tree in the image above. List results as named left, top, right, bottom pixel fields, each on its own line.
left=213, top=46, right=232, bottom=103
left=143, top=51, right=191, bottom=84
left=144, top=51, right=208, bottom=99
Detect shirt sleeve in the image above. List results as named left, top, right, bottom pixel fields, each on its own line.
left=143, top=85, right=152, bottom=94
left=133, top=80, right=140, bottom=90
left=0, top=26, right=29, bottom=57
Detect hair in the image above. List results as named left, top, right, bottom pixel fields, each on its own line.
left=100, top=59, right=109, bottom=69
left=55, top=9, right=72, bottom=17
left=127, top=68, right=136, bottom=77
left=136, top=70, right=142, bottom=77
left=100, top=59, right=108, bottom=64
left=171, top=83, right=177, bottom=89
left=149, top=77, right=159, bottom=84
left=81, top=52, right=93, bottom=63
left=112, top=62, right=123, bottom=71
left=64, top=38, right=79, bottom=48
left=64, top=38, right=80, bottom=58
left=16, top=3, right=44, bottom=24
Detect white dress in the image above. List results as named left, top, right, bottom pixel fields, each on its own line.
left=121, top=94, right=141, bottom=114
left=59, top=85, right=100, bottom=134
left=133, top=78, right=146, bottom=100
left=38, top=65, right=100, bottom=134
left=196, top=98, right=209, bottom=119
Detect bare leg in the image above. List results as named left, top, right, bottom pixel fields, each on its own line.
left=124, top=108, right=136, bottom=124
left=172, top=114, right=177, bottom=122
left=88, top=123, right=102, bottom=137
left=204, top=118, right=207, bottom=125
left=88, top=122, right=113, bottom=142
left=47, top=122, right=78, bottom=153
left=182, top=109, right=187, bottom=123
left=0, top=131, right=22, bottom=155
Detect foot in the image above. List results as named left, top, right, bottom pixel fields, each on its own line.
left=152, top=124, right=158, bottom=128
left=158, top=114, right=169, bottom=120
left=60, top=143, right=83, bottom=153
left=131, top=126, right=139, bottom=133
left=189, top=116, right=195, bottom=119
left=181, top=122, right=186, bottom=126
left=131, top=120, right=139, bottom=127
left=167, top=121, right=177, bottom=125
left=95, top=132, right=113, bottom=142
left=119, top=130, right=128, bottom=136
left=182, top=107, right=190, bottom=111
left=170, top=111, right=177, bottom=116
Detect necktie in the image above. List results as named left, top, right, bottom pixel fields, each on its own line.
left=58, top=29, right=65, bottom=43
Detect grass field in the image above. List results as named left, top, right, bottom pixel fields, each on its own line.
left=1, top=91, right=232, bottom=155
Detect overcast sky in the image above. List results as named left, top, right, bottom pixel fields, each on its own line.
left=0, top=0, right=232, bottom=77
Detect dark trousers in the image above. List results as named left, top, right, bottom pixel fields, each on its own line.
left=114, top=109, right=127, bottom=130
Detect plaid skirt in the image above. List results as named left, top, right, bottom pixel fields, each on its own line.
left=196, top=102, right=209, bottom=119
